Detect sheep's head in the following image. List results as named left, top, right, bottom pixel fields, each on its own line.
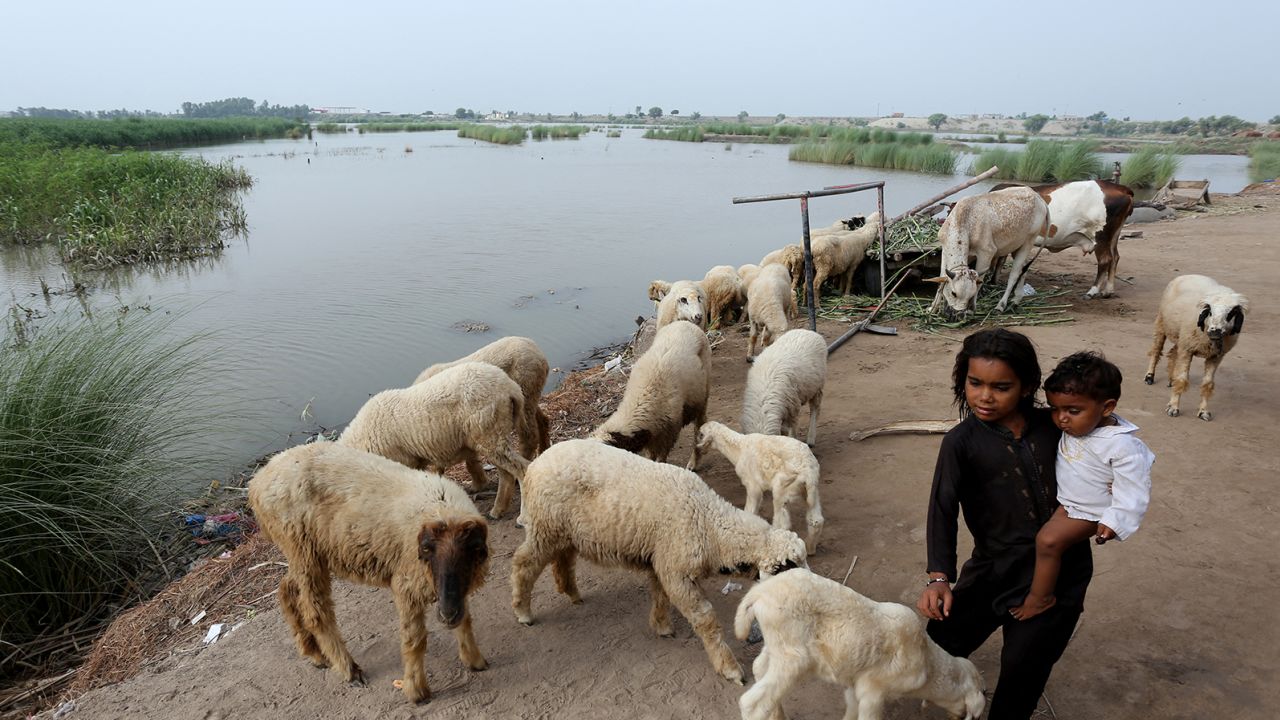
left=1196, top=292, right=1249, bottom=355
left=928, top=266, right=981, bottom=319
left=780, top=245, right=805, bottom=283
left=669, top=283, right=706, bottom=327
left=418, top=516, right=489, bottom=628
left=840, top=215, right=868, bottom=231
left=648, top=280, right=671, bottom=303
left=756, top=528, right=808, bottom=579
left=935, top=657, right=986, bottom=720
left=694, top=421, right=724, bottom=451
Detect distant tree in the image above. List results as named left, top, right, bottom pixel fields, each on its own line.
left=1017, top=111, right=1028, bottom=120
left=18, top=106, right=91, bottom=119
left=179, top=96, right=307, bottom=118
left=670, top=109, right=679, bottom=116
left=455, top=107, right=468, bottom=119
left=648, top=106, right=663, bottom=118
left=423, top=110, right=435, bottom=116
left=691, top=111, right=701, bottom=120
left=738, top=110, right=749, bottom=122
left=607, top=113, right=616, bottom=122
left=927, top=113, right=947, bottom=130
left=1023, top=114, right=1050, bottom=134
left=1087, top=111, right=1108, bottom=122
left=635, top=105, right=643, bottom=116
left=776, top=113, right=786, bottom=122
left=546, top=112, right=554, bottom=121
left=896, top=122, right=906, bottom=129
left=1271, top=115, right=1280, bottom=125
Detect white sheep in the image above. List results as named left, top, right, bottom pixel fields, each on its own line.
left=655, top=279, right=707, bottom=330
left=760, top=244, right=805, bottom=289
left=648, top=279, right=672, bottom=308
left=696, top=421, right=824, bottom=555
left=510, top=439, right=808, bottom=684
left=741, top=329, right=827, bottom=446
left=249, top=442, right=491, bottom=704
left=593, top=320, right=710, bottom=469
left=339, top=362, right=529, bottom=520
left=702, top=264, right=746, bottom=328
left=737, top=263, right=762, bottom=291
left=1144, top=274, right=1249, bottom=421
left=745, top=263, right=797, bottom=359
left=806, top=212, right=880, bottom=301
left=414, top=336, right=551, bottom=460
left=735, top=569, right=986, bottom=720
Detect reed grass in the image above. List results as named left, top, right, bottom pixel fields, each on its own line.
left=969, top=140, right=1102, bottom=182
left=0, top=311, right=222, bottom=664
left=456, top=124, right=527, bottom=145
left=314, top=122, right=347, bottom=133
left=1120, top=146, right=1182, bottom=188
left=358, top=122, right=464, bottom=133
left=0, top=117, right=303, bottom=150
left=0, top=142, right=252, bottom=267
left=529, top=125, right=588, bottom=140
left=789, top=140, right=957, bottom=174
left=1249, top=142, right=1280, bottom=182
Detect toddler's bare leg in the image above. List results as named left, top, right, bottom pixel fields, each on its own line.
left=1011, top=507, right=1096, bottom=621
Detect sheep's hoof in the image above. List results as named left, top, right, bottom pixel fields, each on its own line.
left=1143, top=374, right=1154, bottom=385
left=467, top=657, right=489, bottom=672
left=394, top=679, right=431, bottom=704
left=1166, top=405, right=1180, bottom=417
left=516, top=614, right=534, bottom=626
left=1198, top=410, right=1213, bottom=422
left=721, top=667, right=745, bottom=685
left=745, top=356, right=755, bottom=364
left=347, top=663, right=367, bottom=687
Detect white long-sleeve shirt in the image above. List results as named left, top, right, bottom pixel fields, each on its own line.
left=1055, top=414, right=1155, bottom=540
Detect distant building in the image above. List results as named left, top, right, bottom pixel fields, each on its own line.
left=890, top=112, right=905, bottom=118
left=313, top=106, right=370, bottom=115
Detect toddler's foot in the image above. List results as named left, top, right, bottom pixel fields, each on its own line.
left=1010, top=594, right=1056, bottom=621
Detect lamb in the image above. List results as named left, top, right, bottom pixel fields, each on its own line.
left=746, top=263, right=798, bottom=359
left=737, top=263, right=763, bottom=291
left=760, top=244, right=805, bottom=289
left=1144, top=274, right=1249, bottom=421
left=510, top=439, right=808, bottom=684
left=655, top=279, right=707, bottom=330
left=734, top=569, right=986, bottom=720
left=592, top=320, right=710, bottom=469
left=702, top=264, right=746, bottom=328
left=339, top=362, right=529, bottom=520
left=805, top=212, right=880, bottom=301
left=249, top=442, right=490, bottom=704
left=696, top=421, right=824, bottom=555
left=414, top=336, right=551, bottom=460
left=741, top=329, right=827, bottom=447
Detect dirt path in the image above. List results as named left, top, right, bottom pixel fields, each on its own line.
left=59, top=196, right=1279, bottom=719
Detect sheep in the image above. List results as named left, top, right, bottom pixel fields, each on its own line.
left=696, top=421, right=824, bottom=555
left=702, top=264, right=746, bottom=328
left=805, top=212, right=880, bottom=301
left=734, top=569, right=986, bottom=720
left=746, top=263, right=798, bottom=359
left=1144, top=274, right=1249, bottom=421
left=248, top=442, right=490, bottom=704
left=741, top=329, right=827, bottom=447
left=737, top=263, right=763, bottom=291
left=510, top=439, right=808, bottom=684
left=339, top=362, right=529, bottom=520
left=592, top=320, right=710, bottom=470
left=655, top=279, right=707, bottom=330
left=760, top=244, right=805, bottom=289
left=648, top=279, right=672, bottom=308
left=414, top=336, right=551, bottom=460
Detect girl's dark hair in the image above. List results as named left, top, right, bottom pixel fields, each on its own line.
left=1045, top=351, right=1123, bottom=402
left=951, top=328, right=1042, bottom=417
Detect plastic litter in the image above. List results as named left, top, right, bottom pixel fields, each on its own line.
left=603, top=356, right=623, bottom=373
left=183, top=512, right=246, bottom=545
left=720, top=581, right=743, bottom=595
left=1021, top=283, right=1037, bottom=297
left=52, top=700, right=76, bottom=719
left=189, top=609, right=206, bottom=625
left=203, top=623, right=226, bottom=644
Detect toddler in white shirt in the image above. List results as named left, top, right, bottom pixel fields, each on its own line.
left=1011, top=351, right=1155, bottom=621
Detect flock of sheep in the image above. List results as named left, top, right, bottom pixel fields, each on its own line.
left=247, top=185, right=1248, bottom=720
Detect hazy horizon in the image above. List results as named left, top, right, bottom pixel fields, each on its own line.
left=4, top=0, right=1275, bottom=122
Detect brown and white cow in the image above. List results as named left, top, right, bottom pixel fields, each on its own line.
left=992, top=180, right=1135, bottom=299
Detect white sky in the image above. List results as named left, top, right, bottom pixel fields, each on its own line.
left=4, top=0, right=1275, bottom=121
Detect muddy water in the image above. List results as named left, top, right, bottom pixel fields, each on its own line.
left=0, top=129, right=1251, bottom=486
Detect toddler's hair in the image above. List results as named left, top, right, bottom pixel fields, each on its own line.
left=951, top=328, right=1042, bottom=417
left=1044, top=351, right=1123, bottom=402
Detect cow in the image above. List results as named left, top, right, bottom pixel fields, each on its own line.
left=992, top=180, right=1135, bottom=299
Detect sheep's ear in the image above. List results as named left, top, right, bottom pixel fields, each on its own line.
left=1228, top=305, right=1245, bottom=334
left=1197, top=305, right=1211, bottom=331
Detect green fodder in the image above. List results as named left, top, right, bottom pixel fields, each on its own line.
left=529, top=125, right=588, bottom=140
left=1249, top=142, right=1280, bottom=182
left=0, top=143, right=252, bottom=266
left=0, top=311, right=222, bottom=666
left=359, top=122, right=464, bottom=133
left=457, top=124, right=526, bottom=145
left=0, top=117, right=303, bottom=149
left=1121, top=146, right=1183, bottom=188
left=817, top=283, right=1074, bottom=331
left=789, top=141, right=956, bottom=174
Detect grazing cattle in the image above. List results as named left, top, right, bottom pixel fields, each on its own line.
left=928, top=187, right=1050, bottom=318
left=993, top=180, right=1135, bottom=298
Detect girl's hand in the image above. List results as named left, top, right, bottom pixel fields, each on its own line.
left=1095, top=524, right=1117, bottom=544
left=918, top=581, right=952, bottom=620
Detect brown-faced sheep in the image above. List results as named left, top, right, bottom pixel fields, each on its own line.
left=746, top=263, right=797, bottom=360
left=735, top=569, right=986, bottom=720
left=592, top=320, right=710, bottom=470
left=414, top=336, right=552, bottom=459
left=701, top=264, right=746, bottom=328
left=339, top=362, right=529, bottom=520
left=511, top=439, right=808, bottom=684
left=1144, top=274, right=1249, bottom=421
left=249, top=442, right=490, bottom=704
left=741, top=329, right=827, bottom=446
left=648, top=279, right=672, bottom=308
left=655, top=279, right=707, bottom=330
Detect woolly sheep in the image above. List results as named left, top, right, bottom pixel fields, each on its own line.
left=339, top=362, right=530, bottom=520
left=510, top=439, right=808, bottom=684
left=648, top=279, right=672, bottom=308
left=593, top=320, right=710, bottom=469
left=702, top=264, right=746, bottom=328
left=414, top=336, right=551, bottom=460
left=249, top=442, right=490, bottom=704
left=760, top=244, right=805, bottom=289
left=696, top=421, right=824, bottom=555
left=741, top=329, right=826, bottom=446
left=1144, top=274, right=1249, bottom=421
left=735, top=569, right=986, bottom=720
left=737, top=263, right=762, bottom=291
left=745, top=263, right=797, bottom=359
left=806, top=212, right=880, bottom=301
left=655, top=279, right=707, bottom=330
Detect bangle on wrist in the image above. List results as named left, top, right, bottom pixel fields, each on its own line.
left=926, top=577, right=950, bottom=587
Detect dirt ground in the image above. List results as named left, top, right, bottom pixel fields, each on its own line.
left=53, top=195, right=1279, bottom=719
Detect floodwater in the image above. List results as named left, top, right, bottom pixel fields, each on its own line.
left=0, top=129, right=1253, bottom=487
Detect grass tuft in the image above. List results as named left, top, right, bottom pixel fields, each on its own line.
left=1247, top=142, right=1280, bottom=183
left=1121, top=146, right=1183, bottom=188
left=457, top=124, right=527, bottom=145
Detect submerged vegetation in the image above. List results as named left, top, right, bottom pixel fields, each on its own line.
left=457, top=124, right=527, bottom=145
left=790, top=129, right=956, bottom=174
left=969, top=140, right=1103, bottom=183
left=0, top=117, right=303, bottom=150
left=1247, top=142, right=1280, bottom=183
left=0, top=311, right=221, bottom=666
left=1119, top=146, right=1182, bottom=188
